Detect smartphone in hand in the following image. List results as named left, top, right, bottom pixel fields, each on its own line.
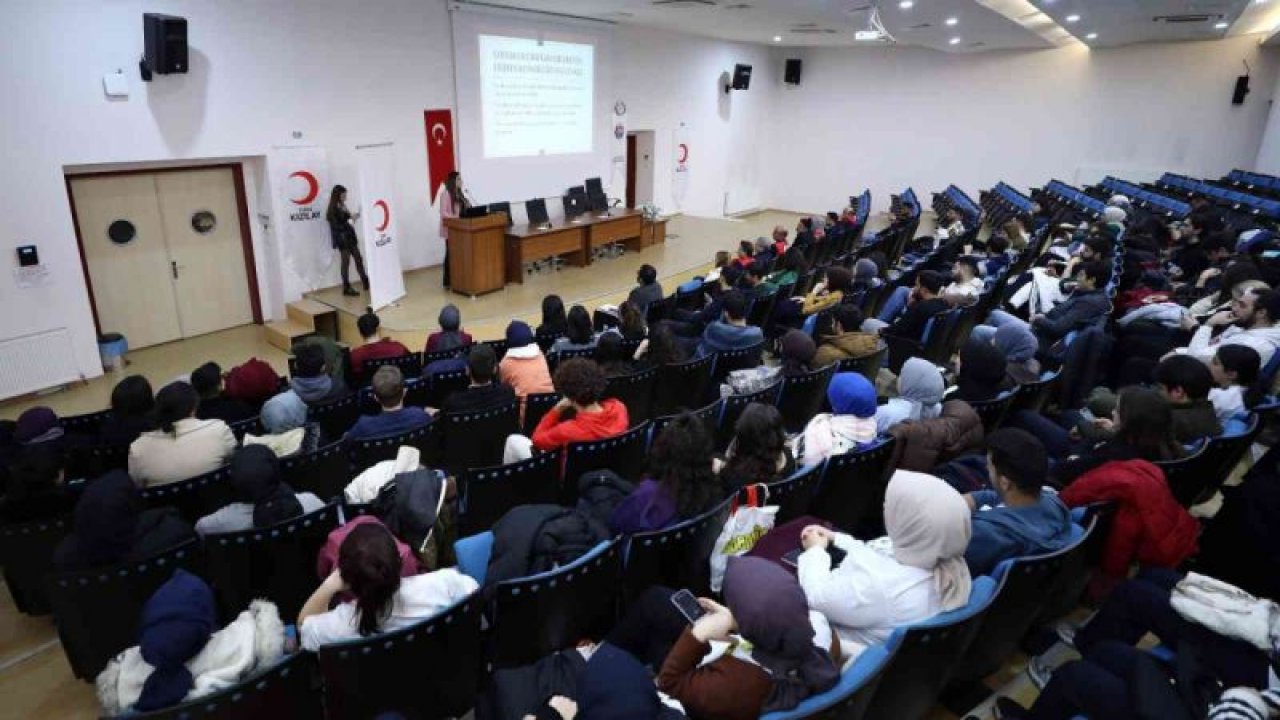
left=670, top=589, right=706, bottom=624
left=780, top=545, right=848, bottom=569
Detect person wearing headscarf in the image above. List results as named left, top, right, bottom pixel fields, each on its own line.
left=779, top=329, right=817, bottom=377
left=52, top=470, right=196, bottom=571
left=797, top=470, right=973, bottom=657
left=244, top=390, right=318, bottom=458
left=656, top=557, right=839, bottom=719
left=795, top=373, right=879, bottom=467
left=992, top=323, right=1042, bottom=386
left=14, top=406, right=65, bottom=446
left=948, top=338, right=1009, bottom=403
left=851, top=258, right=882, bottom=292
left=194, top=446, right=325, bottom=536
left=425, top=304, right=473, bottom=354
left=95, top=569, right=286, bottom=715
left=875, top=358, right=945, bottom=434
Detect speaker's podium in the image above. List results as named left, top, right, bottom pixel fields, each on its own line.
left=445, top=213, right=507, bottom=297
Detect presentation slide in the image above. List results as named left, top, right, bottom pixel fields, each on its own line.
left=479, top=35, right=594, bottom=159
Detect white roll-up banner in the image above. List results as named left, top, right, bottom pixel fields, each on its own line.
left=356, top=143, right=407, bottom=310
left=269, top=146, right=332, bottom=291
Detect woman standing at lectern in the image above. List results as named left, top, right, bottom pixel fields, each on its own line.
left=326, top=185, right=370, bottom=297
left=439, top=171, right=470, bottom=289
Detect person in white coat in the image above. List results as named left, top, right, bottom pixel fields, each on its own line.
left=129, top=382, right=236, bottom=488
left=795, top=470, right=973, bottom=658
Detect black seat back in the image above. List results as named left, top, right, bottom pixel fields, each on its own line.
left=653, top=355, right=716, bottom=416
left=364, top=353, right=422, bottom=384
left=318, top=592, right=485, bottom=719
left=604, top=367, right=658, bottom=425
left=439, top=401, right=521, bottom=476
left=561, top=423, right=652, bottom=503
left=47, top=540, right=205, bottom=679
left=1009, top=371, right=1060, bottom=415
left=139, top=466, right=234, bottom=525
left=61, top=409, right=113, bottom=437
left=125, top=653, right=320, bottom=720
left=427, top=368, right=471, bottom=408
left=204, top=503, right=342, bottom=621
left=777, top=364, right=838, bottom=434
left=835, top=345, right=888, bottom=386
left=459, top=453, right=561, bottom=537
left=621, top=498, right=733, bottom=605
left=481, top=339, right=510, bottom=361
left=966, top=392, right=1016, bottom=435
left=522, top=392, right=562, bottom=437
left=308, top=394, right=361, bottom=444
left=280, top=441, right=350, bottom=502
left=766, top=463, right=823, bottom=525
left=712, top=342, right=766, bottom=385
left=812, top=438, right=897, bottom=537
left=716, top=380, right=783, bottom=451
left=0, top=515, right=70, bottom=615
left=66, top=443, right=130, bottom=481
left=650, top=399, right=723, bottom=446
left=347, top=423, right=435, bottom=473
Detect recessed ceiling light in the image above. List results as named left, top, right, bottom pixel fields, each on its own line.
left=945, top=17, right=958, bottom=26
left=773, top=35, right=782, bottom=42
left=949, top=37, right=961, bottom=45
left=898, top=0, right=914, bottom=8
left=1085, top=32, right=1097, bottom=39
left=1215, top=21, right=1229, bottom=29
left=1066, top=14, right=1080, bottom=22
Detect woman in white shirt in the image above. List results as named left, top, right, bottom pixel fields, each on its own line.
left=298, top=522, right=477, bottom=651
left=795, top=469, right=972, bottom=657
left=129, top=381, right=236, bottom=488
left=1209, top=345, right=1264, bottom=424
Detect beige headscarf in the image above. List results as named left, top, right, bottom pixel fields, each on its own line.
left=884, top=470, right=973, bottom=611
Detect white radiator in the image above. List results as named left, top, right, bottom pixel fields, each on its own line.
left=0, top=329, right=83, bottom=400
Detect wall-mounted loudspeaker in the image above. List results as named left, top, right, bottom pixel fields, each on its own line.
left=141, top=13, right=188, bottom=81
left=725, top=63, right=752, bottom=93
left=784, top=59, right=802, bottom=85
left=1233, top=75, right=1251, bottom=105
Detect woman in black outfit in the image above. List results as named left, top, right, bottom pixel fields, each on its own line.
left=326, top=185, right=370, bottom=297
left=1051, top=386, right=1184, bottom=488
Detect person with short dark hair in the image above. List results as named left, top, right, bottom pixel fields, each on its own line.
left=628, top=264, right=664, bottom=310
left=983, top=235, right=1012, bottom=278
left=1153, top=354, right=1223, bottom=441
left=503, top=359, right=629, bottom=462
left=878, top=270, right=950, bottom=341
left=288, top=343, right=348, bottom=406
left=1179, top=285, right=1280, bottom=366
left=349, top=308, right=410, bottom=378
left=345, top=366, right=432, bottom=441
left=733, top=239, right=755, bottom=268
left=742, top=261, right=772, bottom=299
left=813, top=304, right=879, bottom=367
left=99, top=375, right=156, bottom=446
left=696, top=290, right=764, bottom=358
left=943, top=257, right=983, bottom=304
left=963, top=429, right=1072, bottom=576
left=191, top=362, right=254, bottom=424
left=129, top=382, right=236, bottom=488
left=1209, top=344, right=1265, bottom=423
left=441, top=344, right=517, bottom=415
left=970, top=261, right=1111, bottom=349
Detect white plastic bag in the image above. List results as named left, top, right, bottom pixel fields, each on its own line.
left=709, top=485, right=777, bottom=592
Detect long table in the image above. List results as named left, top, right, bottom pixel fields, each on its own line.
left=505, top=209, right=645, bottom=284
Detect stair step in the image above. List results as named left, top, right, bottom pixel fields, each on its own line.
left=286, top=299, right=335, bottom=328
left=264, top=320, right=315, bottom=352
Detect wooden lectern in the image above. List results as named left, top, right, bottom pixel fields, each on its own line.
left=445, top=214, right=508, bottom=296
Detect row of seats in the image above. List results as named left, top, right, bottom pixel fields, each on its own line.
left=1226, top=167, right=1280, bottom=193
left=1044, top=179, right=1108, bottom=216
left=1098, top=176, right=1190, bottom=218
left=1159, top=172, right=1280, bottom=218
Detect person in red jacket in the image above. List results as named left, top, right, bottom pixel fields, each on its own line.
left=349, top=308, right=411, bottom=378
left=503, top=358, right=629, bottom=463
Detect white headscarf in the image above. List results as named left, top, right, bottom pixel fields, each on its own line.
left=884, top=470, right=973, bottom=611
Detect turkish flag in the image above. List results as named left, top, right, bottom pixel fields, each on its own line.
left=424, top=109, right=456, bottom=204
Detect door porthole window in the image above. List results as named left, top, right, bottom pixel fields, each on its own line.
left=107, top=219, right=136, bottom=245
left=191, top=210, right=217, bottom=235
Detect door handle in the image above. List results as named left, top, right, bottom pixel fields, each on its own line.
left=171, top=261, right=178, bottom=279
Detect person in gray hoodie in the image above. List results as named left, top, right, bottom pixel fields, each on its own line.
left=963, top=428, right=1073, bottom=576
left=695, top=290, right=764, bottom=358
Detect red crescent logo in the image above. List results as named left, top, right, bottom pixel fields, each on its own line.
left=431, top=123, right=448, bottom=146
left=374, top=200, right=390, bottom=232
left=288, top=171, right=320, bottom=205
left=677, top=143, right=689, bottom=163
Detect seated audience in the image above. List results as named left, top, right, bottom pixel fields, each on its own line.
left=1002, top=218, right=1031, bottom=251
left=1050, top=386, right=1184, bottom=487
left=618, top=300, right=648, bottom=341
left=1178, top=286, right=1280, bottom=366
left=948, top=338, right=1009, bottom=403
left=963, top=429, right=1072, bottom=576
left=851, top=258, right=883, bottom=293
left=1186, top=263, right=1264, bottom=319
left=974, top=261, right=1111, bottom=350
left=795, top=372, right=878, bottom=467
left=771, top=226, right=789, bottom=256
left=441, top=344, right=517, bottom=414
left=499, top=321, right=555, bottom=403
left=696, top=291, right=764, bottom=358
left=538, top=294, right=568, bottom=337
left=982, top=235, right=1012, bottom=277
left=346, top=366, right=432, bottom=441
left=286, top=343, right=348, bottom=406
left=1208, top=344, right=1264, bottom=423
left=763, top=247, right=806, bottom=293
left=741, top=262, right=773, bottom=300
left=53, top=469, right=197, bottom=571
left=876, top=358, right=946, bottom=434
left=798, top=470, right=972, bottom=656
left=800, top=267, right=853, bottom=316
left=778, top=329, right=817, bottom=377
left=814, top=304, right=879, bottom=367
left=299, top=522, right=477, bottom=650
left=717, top=403, right=795, bottom=490
left=636, top=323, right=688, bottom=368
left=753, top=236, right=776, bottom=267
left=936, top=207, right=966, bottom=241
left=610, top=413, right=722, bottom=534
left=195, top=445, right=324, bottom=536
left=733, top=239, right=755, bottom=268
left=671, top=265, right=743, bottom=337
left=526, top=643, right=685, bottom=720
left=190, top=362, right=254, bottom=424
left=12, top=407, right=65, bottom=451
left=595, top=332, right=639, bottom=378
left=550, top=305, right=597, bottom=356
left=628, top=264, right=664, bottom=310
left=1152, top=354, right=1223, bottom=441
left=99, top=375, right=156, bottom=446
left=425, top=304, right=472, bottom=353
left=129, top=382, right=236, bottom=488
left=993, top=324, right=1042, bottom=386
left=505, top=358, right=629, bottom=462
left=254, top=389, right=314, bottom=456
left=1, top=445, right=72, bottom=524
left=95, top=569, right=284, bottom=715
left=876, top=270, right=949, bottom=341
left=943, top=257, right=984, bottom=304
left=349, top=308, right=410, bottom=378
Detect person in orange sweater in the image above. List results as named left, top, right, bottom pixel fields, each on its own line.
left=503, top=358, right=629, bottom=463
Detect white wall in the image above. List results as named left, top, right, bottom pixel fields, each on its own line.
left=1254, top=67, right=1280, bottom=175
left=766, top=36, right=1280, bottom=214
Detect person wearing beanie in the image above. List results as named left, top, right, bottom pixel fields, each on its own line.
left=498, top=321, right=554, bottom=417
left=948, top=338, right=1010, bottom=403
left=349, top=308, right=410, bottom=378
left=425, top=304, right=473, bottom=354
left=794, top=372, right=879, bottom=467
left=194, top=445, right=324, bottom=536
left=13, top=406, right=64, bottom=446
left=992, top=323, right=1042, bottom=386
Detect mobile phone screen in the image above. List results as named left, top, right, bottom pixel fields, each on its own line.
left=780, top=548, right=803, bottom=568
left=670, top=589, right=706, bottom=624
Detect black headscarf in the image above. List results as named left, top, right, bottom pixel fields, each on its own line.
left=228, top=445, right=302, bottom=528
left=954, top=339, right=1008, bottom=403
left=71, top=469, right=142, bottom=567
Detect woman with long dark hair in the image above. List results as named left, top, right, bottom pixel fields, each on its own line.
left=1052, top=386, right=1184, bottom=487
left=637, top=323, right=687, bottom=368
left=718, top=403, right=795, bottom=491
left=538, top=294, right=568, bottom=337
left=438, top=171, right=470, bottom=289
left=610, top=413, right=723, bottom=534
left=549, top=305, right=598, bottom=356
left=326, top=185, right=369, bottom=297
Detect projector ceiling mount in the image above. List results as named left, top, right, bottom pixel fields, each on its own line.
left=850, top=2, right=897, bottom=44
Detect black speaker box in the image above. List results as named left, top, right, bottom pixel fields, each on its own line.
left=144, top=13, right=188, bottom=75
left=785, top=59, right=802, bottom=85
left=1233, top=75, right=1250, bottom=105
left=731, top=64, right=753, bottom=90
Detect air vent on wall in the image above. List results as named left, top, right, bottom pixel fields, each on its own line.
left=652, top=0, right=716, bottom=6
left=1153, top=14, right=1221, bottom=23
